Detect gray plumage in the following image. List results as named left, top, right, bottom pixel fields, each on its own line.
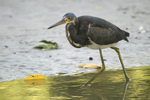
left=66, top=15, right=129, bottom=48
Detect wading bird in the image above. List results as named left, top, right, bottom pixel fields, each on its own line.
left=48, top=13, right=130, bottom=86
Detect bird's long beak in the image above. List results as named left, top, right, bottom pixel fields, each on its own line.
left=47, top=19, right=66, bottom=29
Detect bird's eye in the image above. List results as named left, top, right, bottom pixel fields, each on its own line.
left=68, top=17, right=71, bottom=20
left=65, top=17, right=70, bottom=21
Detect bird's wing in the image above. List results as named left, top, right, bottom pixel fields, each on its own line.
left=87, top=27, right=124, bottom=45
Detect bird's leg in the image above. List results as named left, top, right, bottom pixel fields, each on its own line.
left=84, top=48, right=105, bottom=86
left=111, top=47, right=130, bottom=81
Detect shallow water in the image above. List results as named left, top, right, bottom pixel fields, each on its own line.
left=0, top=65, right=150, bottom=100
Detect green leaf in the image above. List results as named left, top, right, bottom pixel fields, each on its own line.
left=40, top=40, right=57, bottom=45
left=34, top=40, right=58, bottom=50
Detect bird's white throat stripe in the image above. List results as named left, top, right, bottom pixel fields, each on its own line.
left=66, top=28, right=81, bottom=48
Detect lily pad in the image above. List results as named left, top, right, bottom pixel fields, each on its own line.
left=34, top=40, right=58, bottom=50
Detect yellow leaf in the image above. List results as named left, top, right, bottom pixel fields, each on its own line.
left=78, top=63, right=101, bottom=69
left=24, top=75, right=45, bottom=80
left=24, top=75, right=45, bottom=85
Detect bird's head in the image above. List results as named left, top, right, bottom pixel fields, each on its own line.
left=48, top=13, right=76, bottom=29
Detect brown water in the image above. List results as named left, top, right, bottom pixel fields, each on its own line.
left=0, top=65, right=150, bottom=100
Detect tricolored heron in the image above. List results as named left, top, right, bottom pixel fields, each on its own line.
left=48, top=13, right=130, bottom=86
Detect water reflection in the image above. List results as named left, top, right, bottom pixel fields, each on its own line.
left=122, top=80, right=130, bottom=100
left=0, top=65, right=150, bottom=100
left=85, top=80, right=130, bottom=100
left=24, top=80, right=45, bottom=85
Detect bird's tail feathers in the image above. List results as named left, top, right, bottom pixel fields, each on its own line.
left=124, top=31, right=130, bottom=37
left=123, top=31, right=130, bottom=42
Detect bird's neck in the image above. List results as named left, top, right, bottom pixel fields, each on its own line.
left=68, top=17, right=79, bottom=31
left=73, top=17, right=79, bottom=30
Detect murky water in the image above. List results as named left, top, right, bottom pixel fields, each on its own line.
left=0, top=65, right=150, bottom=100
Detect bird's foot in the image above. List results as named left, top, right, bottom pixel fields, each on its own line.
left=125, top=76, right=131, bottom=82
left=78, top=63, right=101, bottom=69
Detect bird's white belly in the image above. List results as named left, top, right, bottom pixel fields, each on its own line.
left=86, top=40, right=118, bottom=50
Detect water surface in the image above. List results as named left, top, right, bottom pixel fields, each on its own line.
left=0, top=65, right=150, bottom=100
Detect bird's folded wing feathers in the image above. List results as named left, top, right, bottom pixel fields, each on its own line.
left=87, top=27, right=123, bottom=45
